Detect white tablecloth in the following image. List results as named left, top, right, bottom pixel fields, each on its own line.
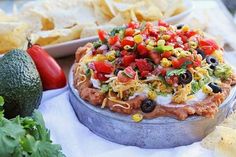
left=39, top=87, right=213, bottom=157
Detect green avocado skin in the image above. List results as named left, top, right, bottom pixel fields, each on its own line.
left=0, top=49, right=43, bottom=118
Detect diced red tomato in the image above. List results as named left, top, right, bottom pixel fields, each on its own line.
left=127, top=21, right=139, bottom=29
left=121, top=36, right=135, bottom=47
left=94, top=72, right=108, bottom=81
left=186, top=30, right=197, bottom=38
left=141, top=71, right=149, bottom=78
left=135, top=59, right=153, bottom=72
left=122, top=54, right=135, bottom=67
left=125, top=28, right=135, bottom=36
left=160, top=68, right=167, bottom=76
left=199, top=39, right=219, bottom=55
left=94, top=61, right=114, bottom=74
left=137, top=43, right=148, bottom=56
left=165, top=75, right=179, bottom=85
left=108, top=35, right=119, bottom=45
left=172, top=57, right=193, bottom=69
left=148, top=51, right=161, bottom=64
left=123, top=66, right=136, bottom=79
left=158, top=20, right=169, bottom=27
left=121, top=50, right=128, bottom=56
left=193, top=58, right=201, bottom=67
left=98, top=29, right=107, bottom=42
left=161, top=51, right=172, bottom=58
left=117, top=72, right=133, bottom=83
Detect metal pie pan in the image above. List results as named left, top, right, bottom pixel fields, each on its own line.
left=68, top=67, right=236, bottom=149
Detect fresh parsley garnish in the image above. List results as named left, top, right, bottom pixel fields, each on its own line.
left=101, top=84, right=110, bottom=93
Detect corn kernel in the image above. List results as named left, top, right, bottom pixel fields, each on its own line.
left=148, top=90, right=157, bottom=100
left=146, top=45, right=154, bottom=51
left=159, top=26, right=167, bottom=31
left=148, top=40, right=155, bottom=46
left=212, top=50, right=223, bottom=63
left=132, top=113, right=143, bottom=122
left=162, top=35, right=170, bottom=40
left=95, top=54, right=107, bottom=61
left=202, top=85, right=213, bottom=94
left=160, top=58, right=172, bottom=67
left=189, top=41, right=198, bottom=49
left=182, top=25, right=190, bottom=32
left=106, top=50, right=116, bottom=61
left=157, top=39, right=165, bottom=46
left=133, top=34, right=143, bottom=44
left=179, top=50, right=191, bottom=58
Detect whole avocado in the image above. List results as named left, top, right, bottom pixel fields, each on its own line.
left=0, top=49, right=42, bottom=118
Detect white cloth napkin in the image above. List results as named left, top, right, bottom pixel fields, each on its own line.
left=39, top=87, right=213, bottom=157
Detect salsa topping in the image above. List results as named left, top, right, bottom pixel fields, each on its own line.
left=75, top=21, right=235, bottom=121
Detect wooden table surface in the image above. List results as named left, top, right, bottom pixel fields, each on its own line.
left=56, top=0, right=236, bottom=77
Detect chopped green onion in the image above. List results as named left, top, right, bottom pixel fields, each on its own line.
left=153, top=45, right=173, bottom=53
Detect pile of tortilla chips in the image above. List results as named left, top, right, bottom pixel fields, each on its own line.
left=201, top=109, right=236, bottom=157
left=0, top=0, right=186, bottom=53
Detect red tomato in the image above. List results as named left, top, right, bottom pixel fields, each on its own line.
left=108, top=35, right=119, bottom=45
left=161, top=51, right=172, bottom=58
left=125, top=28, right=135, bottom=36
left=148, top=51, right=161, bottom=64
left=94, top=72, right=108, bottom=81
left=98, top=29, right=107, bottom=42
left=172, top=57, right=193, bottom=69
left=160, top=68, right=167, bottom=76
left=172, top=59, right=181, bottom=69
left=121, top=50, right=128, bottom=56
left=122, top=55, right=135, bottom=67
left=165, top=75, right=179, bottom=85
left=94, top=61, right=114, bottom=74
left=141, top=71, right=149, bottom=78
left=121, top=36, right=135, bottom=47
left=158, top=20, right=169, bottom=27
left=199, top=39, right=219, bottom=55
left=137, top=43, right=148, bottom=56
left=135, top=59, right=153, bottom=72
left=27, top=44, right=66, bottom=90
left=186, top=30, right=197, bottom=38
left=127, top=21, right=139, bottom=29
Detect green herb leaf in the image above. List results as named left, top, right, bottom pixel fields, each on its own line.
left=0, top=96, right=4, bottom=107
left=181, top=61, right=192, bottom=69
left=166, top=69, right=186, bottom=77
left=109, top=26, right=125, bottom=37
left=93, top=41, right=102, bottom=49
left=101, top=84, right=110, bottom=93
left=153, top=45, right=173, bottom=53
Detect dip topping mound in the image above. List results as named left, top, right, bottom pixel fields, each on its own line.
left=74, top=21, right=236, bottom=121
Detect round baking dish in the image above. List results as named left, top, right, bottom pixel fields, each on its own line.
left=68, top=66, right=236, bottom=149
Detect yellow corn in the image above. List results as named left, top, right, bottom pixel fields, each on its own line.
left=162, top=35, right=170, bottom=40
left=160, top=58, right=172, bottom=67
left=159, top=26, right=167, bottom=31
left=189, top=41, right=198, bottom=49
left=95, top=54, right=107, bottom=61
left=146, top=45, right=154, bottom=51
left=132, top=113, right=143, bottom=122
left=148, top=40, right=155, bottom=46
left=157, top=39, right=165, bottom=46
left=106, top=50, right=116, bottom=61
left=148, top=90, right=157, bottom=100
left=133, top=34, right=143, bottom=44
left=182, top=25, right=190, bottom=32
left=202, top=85, right=213, bottom=94
left=212, top=50, right=223, bottom=63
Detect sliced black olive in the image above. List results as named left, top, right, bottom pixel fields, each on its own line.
left=206, top=56, right=219, bottom=69
left=176, top=24, right=184, bottom=29
left=178, top=70, right=192, bottom=84
left=141, top=99, right=156, bottom=113
left=208, top=82, right=222, bottom=93
left=114, top=68, right=123, bottom=76
left=196, top=48, right=206, bottom=59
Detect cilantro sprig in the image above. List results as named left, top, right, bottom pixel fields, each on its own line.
left=0, top=96, right=65, bottom=157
